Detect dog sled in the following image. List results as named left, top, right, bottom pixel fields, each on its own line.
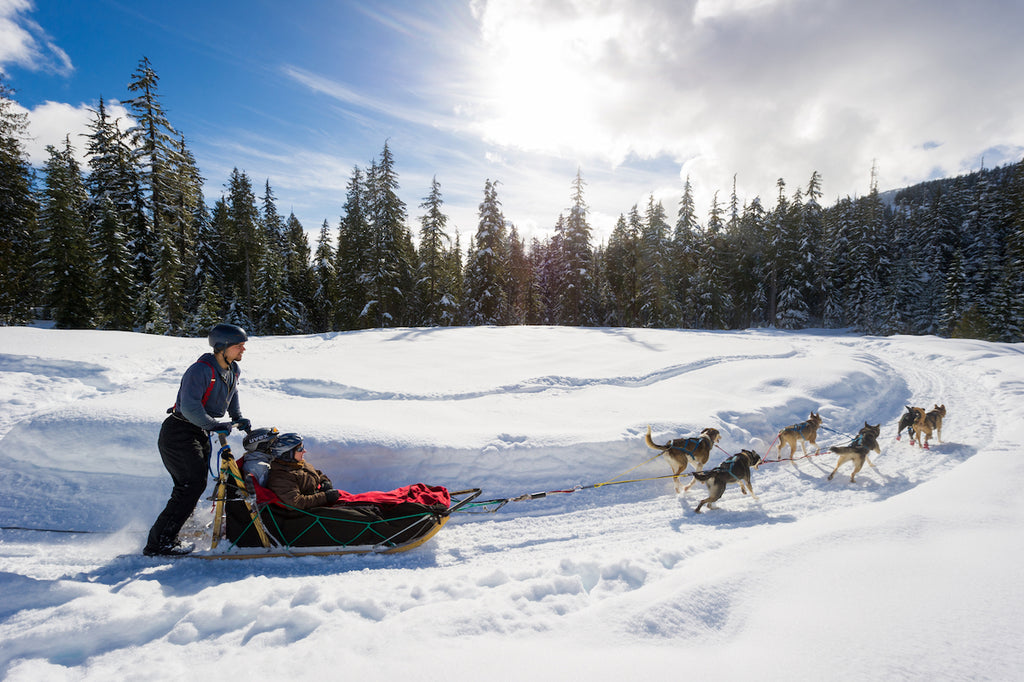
left=197, top=437, right=480, bottom=560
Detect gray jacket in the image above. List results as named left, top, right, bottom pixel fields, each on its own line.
left=173, top=352, right=243, bottom=431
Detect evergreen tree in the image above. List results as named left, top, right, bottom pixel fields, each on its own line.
left=638, top=198, right=672, bottom=326
left=555, top=169, right=597, bottom=325
left=416, top=176, right=452, bottom=326
left=310, top=219, right=337, bottom=332
left=463, top=179, right=509, bottom=324
left=670, top=178, right=699, bottom=328
left=37, top=139, right=96, bottom=328
left=364, top=142, right=414, bottom=327
left=91, top=196, right=136, bottom=329
left=604, top=213, right=640, bottom=326
left=0, top=80, right=39, bottom=324
left=254, top=180, right=300, bottom=334
left=336, top=166, right=372, bottom=329
left=285, top=211, right=314, bottom=331
left=224, top=168, right=262, bottom=321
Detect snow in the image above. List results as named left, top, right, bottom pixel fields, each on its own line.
left=1, top=325, right=1023, bottom=680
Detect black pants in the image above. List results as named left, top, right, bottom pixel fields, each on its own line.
left=145, top=415, right=212, bottom=550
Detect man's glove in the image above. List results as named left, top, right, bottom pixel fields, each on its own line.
left=212, top=422, right=233, bottom=436
left=317, top=478, right=333, bottom=491
left=235, top=418, right=252, bottom=433
left=323, top=489, right=340, bottom=505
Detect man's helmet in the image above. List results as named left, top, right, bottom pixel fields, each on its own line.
left=270, top=432, right=304, bottom=461
left=243, top=427, right=279, bottom=454
left=208, top=323, right=248, bottom=352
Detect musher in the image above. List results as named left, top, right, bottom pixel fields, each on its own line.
left=143, top=323, right=251, bottom=556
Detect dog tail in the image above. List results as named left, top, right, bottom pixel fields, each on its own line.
left=692, top=470, right=713, bottom=482
left=645, top=425, right=669, bottom=452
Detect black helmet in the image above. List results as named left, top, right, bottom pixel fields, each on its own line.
left=209, top=323, right=248, bottom=352
left=270, top=432, right=304, bottom=461
left=243, top=427, right=279, bottom=454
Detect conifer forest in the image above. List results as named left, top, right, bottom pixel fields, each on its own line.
left=2, top=60, right=1023, bottom=342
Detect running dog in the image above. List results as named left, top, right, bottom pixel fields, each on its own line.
left=911, top=404, right=946, bottom=449
left=828, top=422, right=883, bottom=483
left=895, top=405, right=920, bottom=442
left=645, top=425, right=720, bottom=493
left=691, top=449, right=762, bottom=513
left=774, top=412, right=823, bottom=460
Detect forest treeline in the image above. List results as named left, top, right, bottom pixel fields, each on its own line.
left=2, top=60, right=1023, bottom=341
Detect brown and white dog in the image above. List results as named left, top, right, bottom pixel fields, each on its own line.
left=645, top=425, right=720, bottom=493
left=828, top=422, right=883, bottom=483
left=774, top=412, right=823, bottom=460
left=691, top=449, right=762, bottom=513
left=911, top=404, right=946, bottom=449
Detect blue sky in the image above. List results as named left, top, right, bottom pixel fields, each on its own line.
left=3, top=0, right=1023, bottom=246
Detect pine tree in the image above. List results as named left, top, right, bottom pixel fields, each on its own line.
left=364, top=142, right=414, bottom=327
left=638, top=198, right=672, bottom=326
left=310, top=219, right=337, bottom=332
left=254, top=180, right=300, bottom=334
left=670, top=178, right=699, bottom=328
left=124, top=57, right=180, bottom=313
left=285, top=211, right=314, bottom=331
left=0, top=80, right=39, bottom=324
left=416, top=176, right=452, bottom=326
left=463, top=179, right=509, bottom=324
left=604, top=213, right=640, bottom=326
left=91, top=196, right=136, bottom=329
left=336, top=166, right=371, bottom=329
left=224, top=168, right=262, bottom=321
left=37, top=139, right=96, bottom=328
left=555, top=169, right=597, bottom=325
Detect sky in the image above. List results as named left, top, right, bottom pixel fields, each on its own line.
left=2, top=0, right=1023, bottom=246
left=1, top=325, right=1023, bottom=678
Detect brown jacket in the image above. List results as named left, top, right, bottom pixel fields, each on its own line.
left=265, top=459, right=335, bottom=510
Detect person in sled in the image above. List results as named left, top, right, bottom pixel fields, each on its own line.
left=265, top=433, right=341, bottom=510
left=144, top=323, right=252, bottom=556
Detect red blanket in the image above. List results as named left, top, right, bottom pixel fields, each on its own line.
left=254, top=481, right=450, bottom=509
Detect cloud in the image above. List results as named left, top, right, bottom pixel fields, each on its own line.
left=453, top=0, right=1024, bottom=214
left=0, top=0, right=72, bottom=76
left=19, top=99, right=132, bottom=167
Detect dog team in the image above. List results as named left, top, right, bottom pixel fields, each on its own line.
left=645, top=404, right=947, bottom=513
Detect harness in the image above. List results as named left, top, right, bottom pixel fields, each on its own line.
left=674, top=435, right=707, bottom=456
left=787, top=420, right=814, bottom=436
left=168, top=357, right=236, bottom=415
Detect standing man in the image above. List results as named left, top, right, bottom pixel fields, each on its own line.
left=144, top=323, right=252, bottom=556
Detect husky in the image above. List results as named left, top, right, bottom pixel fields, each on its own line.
left=828, top=422, right=883, bottom=483
left=645, top=425, right=720, bottom=493
left=691, top=449, right=762, bottom=513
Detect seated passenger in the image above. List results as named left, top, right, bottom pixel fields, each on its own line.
left=241, top=426, right=280, bottom=486
left=264, top=433, right=341, bottom=510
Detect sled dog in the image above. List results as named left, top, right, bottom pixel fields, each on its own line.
left=911, top=404, right=946, bottom=449
left=691, top=449, right=762, bottom=513
left=828, top=422, right=883, bottom=483
left=774, top=412, right=823, bottom=459
left=645, top=425, right=720, bottom=493
left=895, top=406, right=920, bottom=442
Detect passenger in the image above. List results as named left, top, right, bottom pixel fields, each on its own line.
left=264, top=433, right=341, bottom=510
left=144, top=323, right=252, bottom=556
left=241, top=426, right=281, bottom=486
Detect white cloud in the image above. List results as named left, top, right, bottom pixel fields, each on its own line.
left=453, top=0, right=1024, bottom=218
left=19, top=99, right=132, bottom=167
left=0, top=0, right=72, bottom=76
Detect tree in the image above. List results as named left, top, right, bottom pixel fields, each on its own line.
left=364, top=142, right=414, bottom=327
left=416, top=176, right=453, bottom=326
left=37, top=139, right=96, bottom=328
left=0, top=80, right=39, bottom=324
left=555, top=169, right=597, bottom=325
left=336, top=166, right=371, bottom=329
left=463, top=179, right=509, bottom=325
left=310, top=219, right=337, bottom=332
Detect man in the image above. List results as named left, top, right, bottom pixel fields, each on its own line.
left=144, top=323, right=252, bottom=556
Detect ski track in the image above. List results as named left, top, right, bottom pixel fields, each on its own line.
left=0, top=330, right=1008, bottom=673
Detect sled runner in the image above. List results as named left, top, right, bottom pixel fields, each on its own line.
left=198, top=437, right=479, bottom=560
